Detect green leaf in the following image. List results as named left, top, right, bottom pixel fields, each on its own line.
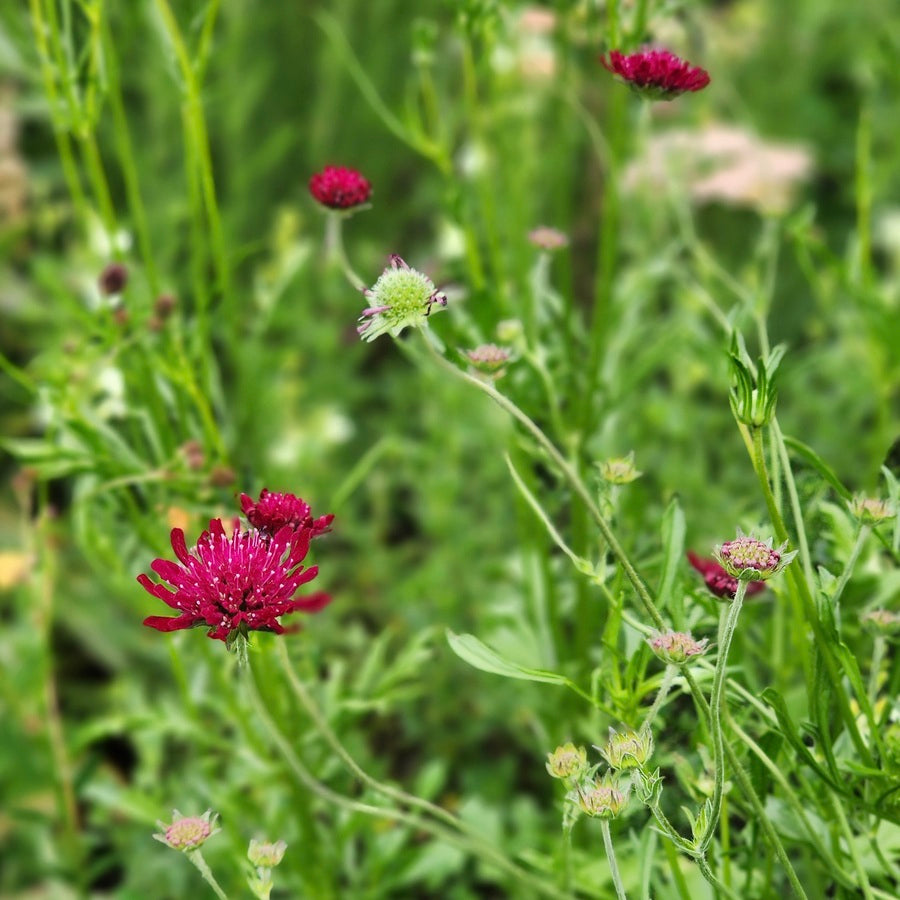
left=783, top=436, right=852, bottom=500
left=657, top=496, right=686, bottom=614
left=445, top=631, right=570, bottom=686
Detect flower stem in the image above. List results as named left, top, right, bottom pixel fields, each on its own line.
left=186, top=849, right=229, bottom=900
left=698, top=581, right=748, bottom=856
left=324, top=211, right=366, bottom=291
left=601, top=820, right=627, bottom=900
left=246, top=654, right=567, bottom=898
left=641, top=664, right=676, bottom=735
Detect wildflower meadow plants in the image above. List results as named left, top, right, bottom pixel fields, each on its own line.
left=2, top=1, right=900, bottom=898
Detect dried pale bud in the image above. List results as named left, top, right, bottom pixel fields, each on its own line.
left=570, top=776, right=629, bottom=819
left=248, top=839, right=287, bottom=868
left=464, top=343, right=511, bottom=378
left=154, top=810, right=219, bottom=851
left=648, top=631, right=709, bottom=665
left=849, top=495, right=896, bottom=525
left=861, top=609, right=900, bottom=637
left=598, top=726, right=653, bottom=771
left=598, top=452, right=642, bottom=484
left=527, top=226, right=569, bottom=251
left=714, top=534, right=795, bottom=582
left=546, top=742, right=588, bottom=780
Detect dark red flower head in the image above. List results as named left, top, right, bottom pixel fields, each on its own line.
left=601, top=49, right=710, bottom=99
left=687, top=551, right=766, bottom=600
left=308, top=165, right=372, bottom=210
left=138, top=519, right=331, bottom=641
left=239, top=488, right=334, bottom=538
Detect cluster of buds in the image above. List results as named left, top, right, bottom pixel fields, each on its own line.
left=714, top=533, right=796, bottom=583
left=648, top=631, right=709, bottom=666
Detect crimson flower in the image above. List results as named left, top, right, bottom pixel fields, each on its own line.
left=687, top=551, right=766, bottom=600
left=138, top=519, right=330, bottom=641
left=308, top=165, right=372, bottom=210
left=601, top=49, right=710, bottom=99
left=239, top=488, right=333, bottom=538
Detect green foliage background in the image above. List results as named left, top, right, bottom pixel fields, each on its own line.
left=1, top=0, right=898, bottom=897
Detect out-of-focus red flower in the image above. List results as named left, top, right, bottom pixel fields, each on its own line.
left=687, top=551, right=766, bottom=600
left=239, top=488, right=333, bottom=538
left=138, top=519, right=330, bottom=641
left=308, top=165, right=372, bottom=210
left=601, top=49, right=710, bottom=99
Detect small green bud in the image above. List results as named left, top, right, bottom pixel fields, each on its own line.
left=849, top=495, right=896, bottom=525
left=648, top=631, right=709, bottom=665
left=546, top=742, right=588, bottom=780
left=597, top=451, right=642, bottom=485
left=248, top=839, right=287, bottom=868
left=861, top=609, right=900, bottom=637
left=570, top=775, right=629, bottom=819
left=728, top=335, right=785, bottom=428
left=598, top=726, right=654, bottom=771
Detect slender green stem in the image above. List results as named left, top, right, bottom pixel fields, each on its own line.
left=868, top=636, right=886, bottom=704
left=601, top=819, right=627, bottom=900
left=248, top=652, right=567, bottom=898
left=771, top=419, right=814, bottom=586
left=420, top=333, right=666, bottom=632
left=697, top=857, right=740, bottom=900
left=186, top=849, right=229, bottom=900
left=826, top=793, right=875, bottom=900
left=699, top=582, right=748, bottom=855
left=324, top=212, right=365, bottom=291
left=830, top=522, right=869, bottom=614
left=641, top=665, right=675, bottom=735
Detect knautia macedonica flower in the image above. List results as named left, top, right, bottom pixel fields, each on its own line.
left=154, top=810, right=219, bottom=851
left=849, top=495, right=896, bottom=525
left=99, top=261, right=129, bottom=295
left=714, top=533, right=796, bottom=582
left=601, top=49, right=710, bottom=99
left=648, top=631, right=709, bottom=666
left=357, top=255, right=447, bottom=342
left=598, top=727, right=653, bottom=771
left=687, top=551, right=767, bottom=600
left=308, top=165, right=372, bottom=210
left=546, top=742, right=589, bottom=780
left=464, top=343, right=511, bottom=378
left=240, top=488, right=334, bottom=538
left=138, top=519, right=330, bottom=642
left=570, top=776, right=629, bottom=819
left=598, top=452, right=642, bottom=485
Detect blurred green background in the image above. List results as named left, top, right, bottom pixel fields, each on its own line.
left=1, top=0, right=898, bottom=896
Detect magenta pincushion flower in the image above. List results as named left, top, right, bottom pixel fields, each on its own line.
left=601, top=49, right=710, bottom=99
left=687, top=551, right=766, bottom=600
left=308, top=165, right=372, bottom=210
left=240, top=488, right=334, bottom=538
left=138, top=519, right=331, bottom=641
